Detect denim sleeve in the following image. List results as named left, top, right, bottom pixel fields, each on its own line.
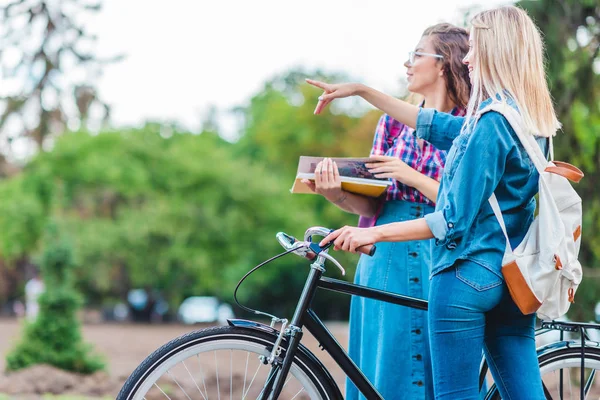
left=416, top=108, right=465, bottom=150
left=424, top=112, right=515, bottom=247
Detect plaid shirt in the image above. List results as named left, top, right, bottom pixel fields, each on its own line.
left=370, top=106, right=467, bottom=206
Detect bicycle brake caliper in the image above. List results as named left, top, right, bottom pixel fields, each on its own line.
left=260, top=318, right=288, bottom=365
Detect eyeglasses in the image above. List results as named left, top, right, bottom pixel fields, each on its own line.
left=408, top=51, right=443, bottom=65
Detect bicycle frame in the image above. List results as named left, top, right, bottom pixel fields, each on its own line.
left=265, top=262, right=430, bottom=400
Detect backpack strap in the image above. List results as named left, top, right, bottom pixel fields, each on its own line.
left=489, top=194, right=513, bottom=260
left=479, top=102, right=549, bottom=176
left=478, top=102, right=546, bottom=261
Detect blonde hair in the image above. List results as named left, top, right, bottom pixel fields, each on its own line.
left=464, top=6, right=560, bottom=137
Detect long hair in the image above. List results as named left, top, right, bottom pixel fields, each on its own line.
left=422, top=23, right=471, bottom=109
left=464, top=6, right=560, bottom=137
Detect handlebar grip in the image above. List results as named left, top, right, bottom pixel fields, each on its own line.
left=357, top=244, right=376, bottom=257
left=314, top=241, right=376, bottom=257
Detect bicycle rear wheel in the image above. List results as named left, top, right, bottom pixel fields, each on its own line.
left=484, top=345, right=600, bottom=399
left=117, top=325, right=342, bottom=400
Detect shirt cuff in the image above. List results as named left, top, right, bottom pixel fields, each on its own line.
left=424, top=211, right=457, bottom=249
left=415, top=108, right=436, bottom=141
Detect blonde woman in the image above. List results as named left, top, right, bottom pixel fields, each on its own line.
left=308, top=6, right=554, bottom=399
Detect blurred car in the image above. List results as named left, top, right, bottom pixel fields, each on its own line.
left=178, top=296, right=235, bottom=325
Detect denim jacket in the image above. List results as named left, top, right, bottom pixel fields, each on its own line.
left=416, top=98, right=548, bottom=278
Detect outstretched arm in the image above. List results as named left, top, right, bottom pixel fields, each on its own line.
left=307, top=79, right=465, bottom=150
left=307, top=79, right=420, bottom=129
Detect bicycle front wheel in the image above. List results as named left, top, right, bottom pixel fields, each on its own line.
left=117, top=325, right=342, bottom=400
left=485, top=345, right=600, bottom=399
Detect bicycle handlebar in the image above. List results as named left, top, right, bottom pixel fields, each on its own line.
left=276, top=226, right=376, bottom=269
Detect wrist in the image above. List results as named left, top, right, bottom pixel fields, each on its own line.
left=402, top=170, right=419, bottom=188
left=332, top=191, right=348, bottom=205
left=372, top=225, right=385, bottom=242
left=353, top=83, right=366, bottom=96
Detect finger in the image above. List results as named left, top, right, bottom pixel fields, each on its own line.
left=326, top=158, right=334, bottom=183
left=365, top=162, right=391, bottom=169
left=368, top=166, right=395, bottom=174
left=320, top=159, right=328, bottom=184
left=315, top=98, right=333, bottom=115
left=331, top=228, right=350, bottom=252
left=349, top=238, right=359, bottom=253
left=301, top=179, right=316, bottom=192
left=320, top=228, right=342, bottom=247
left=305, top=78, right=329, bottom=91
left=314, top=98, right=332, bottom=115
left=314, top=99, right=325, bottom=115
left=368, top=155, right=396, bottom=162
left=319, top=93, right=338, bottom=102
left=340, top=233, right=353, bottom=252
left=314, top=161, right=324, bottom=185
left=373, top=173, right=394, bottom=179
left=333, top=161, right=340, bottom=182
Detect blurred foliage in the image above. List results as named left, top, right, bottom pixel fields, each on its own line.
left=0, top=75, right=380, bottom=319
left=518, top=0, right=599, bottom=320
left=6, top=224, right=104, bottom=373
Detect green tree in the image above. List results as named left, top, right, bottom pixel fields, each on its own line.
left=0, top=0, right=122, bottom=151
left=4, top=125, right=357, bottom=318
left=5, top=223, right=104, bottom=373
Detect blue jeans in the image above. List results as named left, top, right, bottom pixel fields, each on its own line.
left=428, top=260, right=544, bottom=400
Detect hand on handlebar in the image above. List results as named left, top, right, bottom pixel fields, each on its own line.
left=319, top=226, right=378, bottom=255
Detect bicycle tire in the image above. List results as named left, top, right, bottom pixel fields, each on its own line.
left=484, top=345, right=600, bottom=399
left=117, top=325, right=342, bottom=400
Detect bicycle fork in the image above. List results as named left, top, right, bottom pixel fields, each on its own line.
left=258, top=265, right=324, bottom=400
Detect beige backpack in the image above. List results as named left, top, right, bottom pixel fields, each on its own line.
left=482, top=103, right=584, bottom=320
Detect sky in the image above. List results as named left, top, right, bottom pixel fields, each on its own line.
left=6, top=0, right=510, bottom=142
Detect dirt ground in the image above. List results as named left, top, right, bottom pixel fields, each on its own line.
left=0, top=318, right=598, bottom=399
left=0, top=318, right=350, bottom=398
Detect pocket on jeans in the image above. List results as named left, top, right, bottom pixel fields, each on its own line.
left=455, top=261, right=503, bottom=291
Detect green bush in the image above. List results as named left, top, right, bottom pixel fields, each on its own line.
left=5, top=224, right=104, bottom=373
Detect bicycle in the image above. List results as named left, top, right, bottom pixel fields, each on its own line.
left=117, top=226, right=600, bottom=400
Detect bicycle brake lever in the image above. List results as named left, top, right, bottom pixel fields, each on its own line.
left=317, top=252, right=346, bottom=276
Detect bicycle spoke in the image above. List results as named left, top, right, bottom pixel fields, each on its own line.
left=215, top=351, right=221, bottom=400
left=289, top=387, right=306, bottom=400
left=182, top=359, right=208, bottom=400
left=196, top=354, right=210, bottom=400
left=243, top=351, right=250, bottom=397
left=154, top=382, right=173, bottom=400
left=118, top=328, right=329, bottom=400
left=255, top=364, right=281, bottom=400
left=168, top=370, right=193, bottom=400
left=242, top=359, right=265, bottom=400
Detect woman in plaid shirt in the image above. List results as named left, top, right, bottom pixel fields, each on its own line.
left=304, top=24, right=470, bottom=399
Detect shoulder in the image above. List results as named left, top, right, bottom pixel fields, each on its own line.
left=468, top=111, right=518, bottom=150
left=475, top=110, right=515, bottom=137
